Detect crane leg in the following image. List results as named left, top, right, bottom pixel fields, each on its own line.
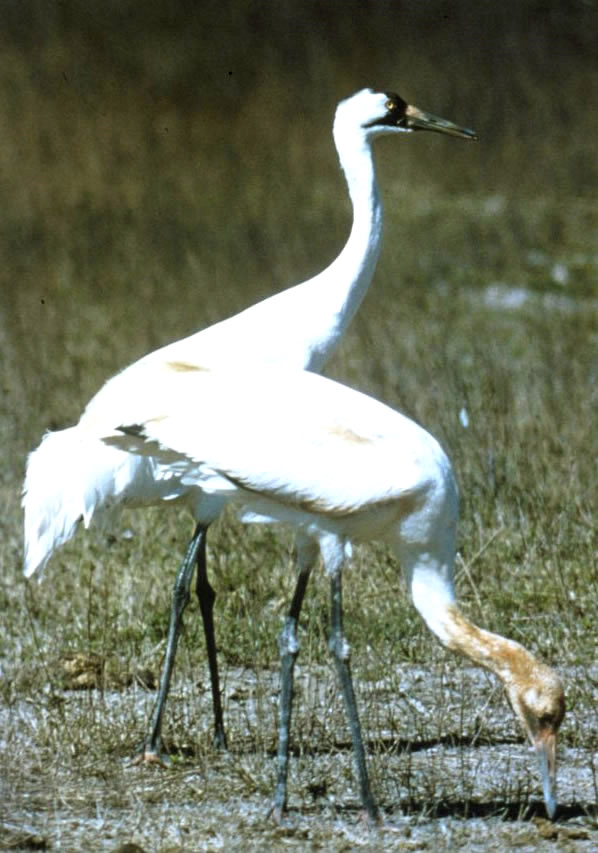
left=328, top=569, right=379, bottom=826
left=135, top=522, right=206, bottom=764
left=194, top=525, right=227, bottom=749
left=270, top=567, right=311, bottom=821
left=270, top=535, right=319, bottom=822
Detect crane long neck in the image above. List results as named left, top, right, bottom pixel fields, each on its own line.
left=441, top=604, right=543, bottom=691
left=338, top=135, right=383, bottom=293
left=411, top=572, right=543, bottom=688
left=312, top=134, right=383, bottom=360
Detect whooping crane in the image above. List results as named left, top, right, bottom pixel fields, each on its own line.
left=102, top=362, right=566, bottom=823
left=23, top=88, right=476, bottom=761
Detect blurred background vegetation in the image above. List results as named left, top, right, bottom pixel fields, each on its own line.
left=2, top=0, right=597, bottom=431
left=0, top=0, right=597, bottom=837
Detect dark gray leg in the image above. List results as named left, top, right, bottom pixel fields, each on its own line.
left=194, top=526, right=227, bottom=749
left=270, top=536, right=319, bottom=822
left=137, top=523, right=207, bottom=763
left=328, top=569, right=379, bottom=825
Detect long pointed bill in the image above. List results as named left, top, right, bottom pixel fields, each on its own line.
left=405, top=104, right=478, bottom=140
left=535, top=729, right=558, bottom=819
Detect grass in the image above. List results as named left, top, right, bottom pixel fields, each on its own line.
left=1, top=2, right=597, bottom=849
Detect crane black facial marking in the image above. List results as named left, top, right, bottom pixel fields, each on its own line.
left=364, top=91, right=408, bottom=129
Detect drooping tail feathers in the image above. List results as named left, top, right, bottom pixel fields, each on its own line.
left=22, top=426, right=138, bottom=578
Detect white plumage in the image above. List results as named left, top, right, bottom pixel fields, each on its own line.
left=106, top=362, right=454, bottom=529
left=23, top=88, right=476, bottom=755
left=104, top=363, right=565, bottom=823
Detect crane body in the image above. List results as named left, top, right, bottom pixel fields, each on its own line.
left=23, top=88, right=476, bottom=757
left=103, top=363, right=565, bottom=822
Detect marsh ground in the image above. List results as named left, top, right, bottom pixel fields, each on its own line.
left=1, top=3, right=597, bottom=850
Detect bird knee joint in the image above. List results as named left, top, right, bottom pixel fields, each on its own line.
left=329, top=632, right=351, bottom=661
left=279, top=620, right=300, bottom=658
left=173, top=584, right=190, bottom=609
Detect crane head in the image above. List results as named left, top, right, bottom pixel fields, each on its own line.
left=504, top=662, right=565, bottom=819
left=334, top=88, right=477, bottom=142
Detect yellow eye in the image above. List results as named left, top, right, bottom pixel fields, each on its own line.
left=385, top=98, right=394, bottom=112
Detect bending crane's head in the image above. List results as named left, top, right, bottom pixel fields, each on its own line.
left=334, top=88, right=477, bottom=142
left=504, top=661, right=566, bottom=820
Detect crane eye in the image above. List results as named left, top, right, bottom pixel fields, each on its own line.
left=385, top=98, right=395, bottom=112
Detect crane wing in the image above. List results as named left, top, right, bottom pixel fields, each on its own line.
left=102, top=365, right=447, bottom=519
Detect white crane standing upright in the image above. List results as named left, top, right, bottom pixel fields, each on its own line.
left=102, top=363, right=565, bottom=823
left=23, top=89, right=476, bottom=761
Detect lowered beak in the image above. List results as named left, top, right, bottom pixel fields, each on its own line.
left=535, top=728, right=558, bottom=819
left=405, top=104, right=477, bottom=140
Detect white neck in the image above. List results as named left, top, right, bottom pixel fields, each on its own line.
left=336, top=132, right=384, bottom=299
left=152, top=122, right=385, bottom=375
left=304, top=129, right=383, bottom=369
